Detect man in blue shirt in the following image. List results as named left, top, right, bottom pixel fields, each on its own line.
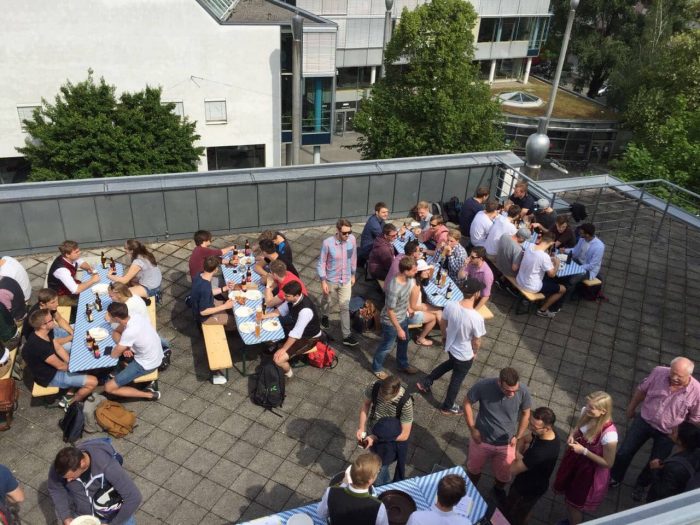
left=458, top=187, right=489, bottom=248
left=0, top=463, right=24, bottom=508
left=190, top=256, right=235, bottom=330
left=560, top=223, right=605, bottom=300
left=359, top=202, right=389, bottom=264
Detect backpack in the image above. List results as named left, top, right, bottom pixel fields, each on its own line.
left=95, top=400, right=136, bottom=438
left=350, top=297, right=379, bottom=334
left=59, top=401, right=85, bottom=443
left=0, top=498, right=18, bottom=525
left=306, top=341, right=338, bottom=369
left=252, top=362, right=285, bottom=411
left=442, top=196, right=462, bottom=224
left=0, top=378, right=19, bottom=431
left=369, top=381, right=412, bottom=423
left=570, top=202, right=588, bottom=222
left=430, top=202, right=444, bottom=222
left=663, top=455, right=700, bottom=491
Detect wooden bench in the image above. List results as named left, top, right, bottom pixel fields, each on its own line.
left=505, top=276, right=545, bottom=314
left=583, top=278, right=602, bottom=287
left=147, top=300, right=156, bottom=328
left=201, top=324, right=233, bottom=381
left=477, top=305, right=494, bottom=320
left=32, top=383, right=60, bottom=397
left=0, top=349, right=17, bottom=380
left=133, top=368, right=159, bottom=391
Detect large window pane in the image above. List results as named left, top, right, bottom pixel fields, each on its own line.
left=207, top=145, right=265, bottom=170
left=499, top=18, right=518, bottom=42
left=478, top=18, right=497, bottom=43
left=302, top=77, right=333, bottom=133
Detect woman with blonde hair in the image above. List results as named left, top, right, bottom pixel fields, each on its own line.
left=107, top=282, right=148, bottom=318
left=553, top=391, right=618, bottom=525
left=108, top=239, right=162, bottom=300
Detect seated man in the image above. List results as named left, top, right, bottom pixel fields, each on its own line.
left=459, top=186, right=490, bottom=245
left=256, top=238, right=299, bottom=278
left=469, top=200, right=499, bottom=248
left=190, top=256, right=236, bottom=331
left=188, top=230, right=236, bottom=280
left=47, top=240, right=100, bottom=306
left=0, top=255, right=31, bottom=305
left=368, top=223, right=398, bottom=281
left=317, top=453, right=389, bottom=525
left=516, top=231, right=565, bottom=318
left=509, top=181, right=536, bottom=218
left=0, top=276, right=27, bottom=323
left=484, top=205, right=521, bottom=257
left=22, top=308, right=97, bottom=407
left=265, top=281, right=322, bottom=379
left=415, top=201, right=433, bottom=232
left=406, top=474, right=471, bottom=525
left=48, top=440, right=142, bottom=525
left=22, top=288, right=73, bottom=349
left=264, top=259, right=307, bottom=309
left=495, top=227, right=529, bottom=279
left=420, top=216, right=449, bottom=252
left=459, top=246, right=493, bottom=310
left=359, top=202, right=389, bottom=265
left=0, top=303, right=19, bottom=354
left=561, top=222, right=605, bottom=283
left=532, top=198, right=557, bottom=231
left=104, top=302, right=163, bottom=401
left=549, top=215, right=576, bottom=249
left=258, top=230, right=295, bottom=275
left=443, top=229, right=468, bottom=283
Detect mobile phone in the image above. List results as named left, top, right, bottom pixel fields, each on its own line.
left=104, top=346, right=113, bottom=356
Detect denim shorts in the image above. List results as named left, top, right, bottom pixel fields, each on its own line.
left=114, top=359, right=151, bottom=386
left=406, top=311, right=425, bottom=325
left=143, top=285, right=161, bottom=298
left=49, top=371, right=88, bottom=388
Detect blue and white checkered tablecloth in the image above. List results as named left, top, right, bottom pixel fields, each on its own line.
left=392, top=230, right=427, bottom=255
left=69, top=264, right=123, bottom=372
left=422, top=274, right=463, bottom=308
left=220, top=261, right=285, bottom=346
left=244, top=466, right=486, bottom=525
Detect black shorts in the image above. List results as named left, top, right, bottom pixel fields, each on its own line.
left=540, top=276, right=561, bottom=296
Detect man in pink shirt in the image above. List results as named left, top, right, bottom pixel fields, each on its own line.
left=459, top=246, right=493, bottom=310
left=610, top=357, right=700, bottom=500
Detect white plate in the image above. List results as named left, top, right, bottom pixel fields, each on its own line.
left=228, top=290, right=245, bottom=300
left=287, top=515, right=313, bottom=525
left=262, top=319, right=281, bottom=332
left=239, top=321, right=256, bottom=334
left=71, top=517, right=101, bottom=525
left=235, top=306, right=253, bottom=317
left=88, top=327, right=109, bottom=342
left=92, top=283, right=109, bottom=295
left=245, top=289, right=262, bottom=300
left=410, top=221, right=420, bottom=228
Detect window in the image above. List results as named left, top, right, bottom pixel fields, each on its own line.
left=206, top=145, right=265, bottom=170
left=336, top=67, right=373, bottom=89
left=205, top=100, right=227, bottom=124
left=478, top=18, right=497, bottom=43
left=17, top=105, right=40, bottom=131
left=499, top=18, right=518, bottom=42
left=162, top=101, right=184, bottom=118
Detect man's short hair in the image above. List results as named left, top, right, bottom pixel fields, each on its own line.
left=532, top=406, right=556, bottom=427
left=37, top=288, right=58, bottom=305
left=379, top=375, right=401, bottom=400
left=258, top=230, right=276, bottom=242
left=282, top=280, right=302, bottom=297
left=58, top=240, right=79, bottom=256
left=484, top=200, right=499, bottom=213
left=515, top=228, right=530, bottom=241
left=382, top=223, right=397, bottom=235
left=259, top=239, right=276, bottom=255
left=194, top=230, right=212, bottom=246
left=507, top=205, right=521, bottom=219
left=437, top=474, right=466, bottom=508
left=107, top=302, right=129, bottom=320
left=475, top=187, right=490, bottom=199
left=499, top=367, right=519, bottom=387
left=203, top=255, right=220, bottom=273
left=374, top=202, right=388, bottom=213
left=399, top=256, right=416, bottom=273
left=580, top=223, right=596, bottom=236
left=350, top=453, right=382, bottom=487
left=29, top=308, right=51, bottom=329
left=470, top=246, right=486, bottom=260
left=404, top=240, right=420, bottom=257
left=417, top=201, right=430, bottom=211
left=269, top=259, right=287, bottom=278
left=54, top=447, right=85, bottom=477
left=448, top=229, right=461, bottom=241
left=515, top=181, right=529, bottom=192
left=540, top=231, right=555, bottom=244
left=336, top=218, right=352, bottom=230
left=556, top=215, right=570, bottom=226
left=431, top=216, right=444, bottom=226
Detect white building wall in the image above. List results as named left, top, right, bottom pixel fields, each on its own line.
left=1, top=0, right=281, bottom=170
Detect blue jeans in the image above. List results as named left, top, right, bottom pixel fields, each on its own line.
left=375, top=464, right=392, bottom=487
left=610, top=413, right=675, bottom=487
left=372, top=319, right=410, bottom=372
left=421, top=353, right=473, bottom=410
left=114, top=360, right=150, bottom=387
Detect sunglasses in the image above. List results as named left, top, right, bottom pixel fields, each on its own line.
left=469, top=254, right=481, bottom=260
left=340, top=230, right=352, bottom=236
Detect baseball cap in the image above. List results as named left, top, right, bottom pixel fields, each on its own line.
left=415, top=259, right=433, bottom=272
left=537, top=198, right=550, bottom=209
left=460, top=278, right=484, bottom=296
left=516, top=227, right=531, bottom=240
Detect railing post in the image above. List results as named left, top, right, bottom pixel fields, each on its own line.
left=654, top=185, right=677, bottom=242
left=590, top=187, right=604, bottom=224
left=631, top=182, right=647, bottom=235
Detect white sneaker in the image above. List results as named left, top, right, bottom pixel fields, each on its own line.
left=211, top=372, right=227, bottom=385
left=285, top=369, right=294, bottom=378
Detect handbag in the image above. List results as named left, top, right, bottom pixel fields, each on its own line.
left=0, top=378, right=19, bottom=431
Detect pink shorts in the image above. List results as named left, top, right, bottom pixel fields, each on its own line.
left=467, top=439, right=516, bottom=483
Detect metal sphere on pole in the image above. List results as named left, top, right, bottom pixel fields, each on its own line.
left=291, top=14, right=304, bottom=165
left=380, top=0, right=394, bottom=79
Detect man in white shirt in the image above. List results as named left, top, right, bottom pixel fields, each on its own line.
left=469, top=201, right=499, bottom=248
left=484, top=205, right=521, bottom=257
left=47, top=240, right=100, bottom=306
left=516, top=232, right=565, bottom=318
left=417, top=279, right=486, bottom=415
left=0, top=256, right=31, bottom=303
left=104, top=302, right=163, bottom=400
left=406, top=474, right=471, bottom=525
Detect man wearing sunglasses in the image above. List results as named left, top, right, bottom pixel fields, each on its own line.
left=318, top=218, right=358, bottom=347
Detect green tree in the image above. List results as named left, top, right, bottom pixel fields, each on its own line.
left=351, top=0, right=503, bottom=160
left=18, top=71, right=204, bottom=181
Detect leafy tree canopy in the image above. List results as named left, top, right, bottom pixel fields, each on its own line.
left=352, top=0, right=504, bottom=159
left=18, top=71, right=204, bottom=181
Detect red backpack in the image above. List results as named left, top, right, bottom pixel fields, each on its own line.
left=306, top=341, right=338, bottom=369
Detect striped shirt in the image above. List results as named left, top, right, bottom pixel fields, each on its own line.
left=364, top=384, right=414, bottom=429
left=317, top=234, right=357, bottom=285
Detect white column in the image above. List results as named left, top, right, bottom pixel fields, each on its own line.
left=313, top=146, right=321, bottom=164
left=370, top=66, right=377, bottom=85
left=488, top=60, right=496, bottom=84
left=523, top=57, right=532, bottom=84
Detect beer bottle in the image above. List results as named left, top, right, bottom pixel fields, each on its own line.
left=109, top=257, right=116, bottom=273
left=435, top=267, right=442, bottom=284
left=92, top=340, right=100, bottom=359
left=255, top=320, right=261, bottom=338
left=244, top=239, right=251, bottom=257
left=446, top=284, right=453, bottom=300
left=86, top=303, right=93, bottom=323
left=86, top=330, right=94, bottom=346
left=95, top=293, right=102, bottom=312
left=246, top=269, right=252, bottom=283
left=100, top=251, right=107, bottom=269
left=566, top=251, right=573, bottom=264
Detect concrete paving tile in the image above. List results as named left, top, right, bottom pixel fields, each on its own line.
left=218, top=412, right=254, bottom=437
left=168, top=498, right=210, bottom=525
left=187, top=477, right=228, bottom=511
left=142, top=487, right=183, bottom=521
left=230, top=468, right=268, bottom=499
left=225, top=439, right=259, bottom=467
left=207, top=457, right=244, bottom=488
left=163, top=466, right=203, bottom=498
left=141, top=455, right=179, bottom=485
left=182, top=446, right=221, bottom=475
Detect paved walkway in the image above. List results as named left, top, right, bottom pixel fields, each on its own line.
left=2, top=218, right=698, bottom=524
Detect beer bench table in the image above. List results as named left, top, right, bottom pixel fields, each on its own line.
left=239, top=466, right=487, bottom=525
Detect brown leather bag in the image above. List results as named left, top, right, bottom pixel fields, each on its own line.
left=0, top=378, right=19, bottom=431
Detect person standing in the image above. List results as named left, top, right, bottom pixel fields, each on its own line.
left=505, top=407, right=561, bottom=525
left=609, top=357, right=700, bottom=500
left=416, top=279, right=486, bottom=415
left=317, top=218, right=358, bottom=347
left=372, top=257, right=418, bottom=379
left=359, top=202, right=390, bottom=264
left=553, top=391, right=617, bottom=525
left=406, top=474, right=471, bottom=525
left=463, top=367, right=532, bottom=495
left=459, top=187, right=490, bottom=248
